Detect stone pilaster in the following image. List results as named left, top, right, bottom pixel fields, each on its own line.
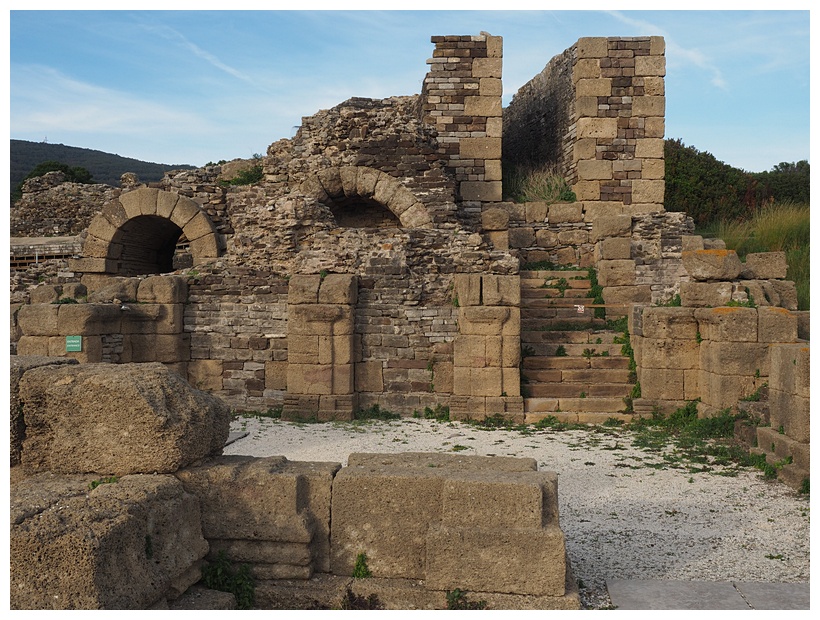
left=283, top=274, right=358, bottom=421
left=450, top=274, right=523, bottom=421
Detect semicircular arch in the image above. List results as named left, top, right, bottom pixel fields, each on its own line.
left=300, top=166, right=433, bottom=229
left=82, top=187, right=220, bottom=275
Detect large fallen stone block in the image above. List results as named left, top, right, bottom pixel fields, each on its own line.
left=10, top=473, right=207, bottom=609
left=176, top=455, right=340, bottom=574
left=682, top=249, right=742, bottom=281
left=10, top=356, right=78, bottom=467
left=331, top=452, right=568, bottom=598
left=18, top=362, right=231, bottom=475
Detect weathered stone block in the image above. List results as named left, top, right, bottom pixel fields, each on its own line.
left=742, top=252, right=788, bottom=280
left=635, top=55, right=666, bottom=76
left=355, top=361, right=384, bottom=392
left=769, top=343, right=810, bottom=399
left=768, top=279, right=798, bottom=311
left=120, top=187, right=159, bottom=219
left=578, top=159, right=613, bottom=181
left=590, top=214, right=632, bottom=241
left=426, top=526, right=567, bottom=596
left=633, top=96, right=665, bottom=118
left=577, top=117, right=618, bottom=139
left=331, top=465, right=445, bottom=579
left=188, top=359, right=224, bottom=391
left=699, top=340, right=770, bottom=376
left=758, top=306, right=798, bottom=343
left=460, top=181, right=502, bottom=202
left=524, top=201, right=549, bottom=223
left=177, top=456, right=339, bottom=572
left=694, top=307, right=758, bottom=342
left=318, top=274, right=357, bottom=305
left=472, top=57, right=502, bottom=79
left=680, top=281, right=732, bottom=307
left=481, top=274, right=521, bottom=306
left=288, top=304, right=353, bottom=336
left=597, top=237, right=632, bottom=260
left=573, top=58, right=601, bottom=81
left=288, top=275, right=321, bottom=304
left=183, top=211, right=217, bottom=242
left=17, top=304, right=60, bottom=336
left=10, top=473, right=207, bottom=610
left=576, top=37, right=608, bottom=58
left=699, top=371, right=757, bottom=408
left=577, top=77, right=612, bottom=98
left=481, top=206, right=509, bottom=231
left=87, top=277, right=140, bottom=303
left=597, top=260, right=636, bottom=287
left=631, top=179, right=665, bottom=204
left=459, top=137, right=501, bottom=159
left=602, top=285, right=652, bottom=307
left=459, top=306, right=518, bottom=336
left=30, top=284, right=61, bottom=304
left=454, top=273, right=482, bottom=307
left=641, top=307, right=698, bottom=340
left=683, top=249, right=743, bottom=281
left=548, top=202, right=583, bottom=223
left=640, top=337, right=701, bottom=370
left=634, top=138, right=665, bottom=159
left=137, top=275, right=188, bottom=304
left=18, top=362, right=229, bottom=475
left=639, top=368, right=685, bottom=400
left=506, top=226, right=533, bottom=248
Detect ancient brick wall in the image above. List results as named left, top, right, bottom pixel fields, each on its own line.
left=503, top=36, right=666, bottom=214
left=421, top=33, right=504, bottom=230
left=503, top=47, right=576, bottom=180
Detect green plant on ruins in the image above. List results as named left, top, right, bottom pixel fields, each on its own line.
left=502, top=162, right=576, bottom=204
left=352, top=552, right=372, bottom=579
left=219, top=164, right=263, bottom=187
left=354, top=404, right=400, bottom=421
left=445, top=588, right=487, bottom=610
left=201, top=550, right=255, bottom=610
left=586, top=267, right=605, bottom=319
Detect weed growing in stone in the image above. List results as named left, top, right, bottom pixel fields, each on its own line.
left=446, top=588, right=487, bottom=610
left=340, top=587, right=383, bottom=609
left=352, top=552, right=372, bottom=579
left=354, top=404, right=400, bottom=421
left=89, top=476, right=118, bottom=490
left=201, top=551, right=255, bottom=609
left=413, top=404, right=451, bottom=422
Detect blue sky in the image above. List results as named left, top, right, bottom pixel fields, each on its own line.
left=8, top=6, right=812, bottom=172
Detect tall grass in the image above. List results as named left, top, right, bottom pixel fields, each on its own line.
left=700, top=201, right=809, bottom=310
left=503, top=163, right=576, bottom=204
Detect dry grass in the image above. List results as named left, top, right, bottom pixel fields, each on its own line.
left=503, top=163, right=576, bottom=204
left=701, top=201, right=809, bottom=310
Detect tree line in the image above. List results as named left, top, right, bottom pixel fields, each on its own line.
left=663, top=138, right=809, bottom=226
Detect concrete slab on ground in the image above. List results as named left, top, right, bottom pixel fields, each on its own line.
left=606, top=579, right=809, bottom=610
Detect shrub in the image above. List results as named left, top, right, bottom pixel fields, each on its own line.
left=502, top=163, right=576, bottom=203
left=201, top=551, right=255, bottom=609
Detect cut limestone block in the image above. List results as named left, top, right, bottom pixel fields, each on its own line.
left=10, top=473, right=207, bottom=610
left=18, top=362, right=230, bottom=475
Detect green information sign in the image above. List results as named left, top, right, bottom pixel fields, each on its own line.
left=66, top=336, right=83, bottom=352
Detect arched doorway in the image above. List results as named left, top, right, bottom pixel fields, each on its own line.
left=78, top=187, right=220, bottom=275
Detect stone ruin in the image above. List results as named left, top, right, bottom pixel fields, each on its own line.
left=10, top=357, right=577, bottom=609
left=9, top=32, right=810, bottom=608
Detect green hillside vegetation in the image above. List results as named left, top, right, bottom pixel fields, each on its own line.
left=10, top=139, right=195, bottom=200
left=664, top=138, right=809, bottom=226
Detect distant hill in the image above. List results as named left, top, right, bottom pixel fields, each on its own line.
left=10, top=139, right=197, bottom=194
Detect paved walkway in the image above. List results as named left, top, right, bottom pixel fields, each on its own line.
left=606, top=579, right=810, bottom=610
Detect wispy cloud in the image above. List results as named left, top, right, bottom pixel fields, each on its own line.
left=606, top=10, right=728, bottom=90
left=11, top=64, right=201, bottom=135
left=141, top=23, right=256, bottom=86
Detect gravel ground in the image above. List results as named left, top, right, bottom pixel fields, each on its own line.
left=224, top=416, right=811, bottom=609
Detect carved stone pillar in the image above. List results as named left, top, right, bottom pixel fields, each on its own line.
left=283, top=274, right=357, bottom=421
left=450, top=274, right=523, bottom=421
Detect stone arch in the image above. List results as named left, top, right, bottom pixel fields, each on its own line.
left=81, top=187, right=220, bottom=275
left=299, top=166, right=433, bottom=229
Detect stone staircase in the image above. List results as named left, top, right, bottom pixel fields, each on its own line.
left=519, top=269, right=636, bottom=423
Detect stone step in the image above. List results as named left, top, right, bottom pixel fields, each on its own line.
left=557, top=397, right=628, bottom=413
left=521, top=296, right=595, bottom=308
left=523, top=382, right=633, bottom=399
left=521, top=330, right=622, bottom=345
left=522, top=356, right=631, bottom=370
left=520, top=306, right=598, bottom=320
left=520, top=270, right=590, bottom=279
left=524, top=411, right=637, bottom=425
left=521, top=342, right=624, bottom=357
left=521, top=318, right=608, bottom=331
left=520, top=277, right=591, bottom=289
